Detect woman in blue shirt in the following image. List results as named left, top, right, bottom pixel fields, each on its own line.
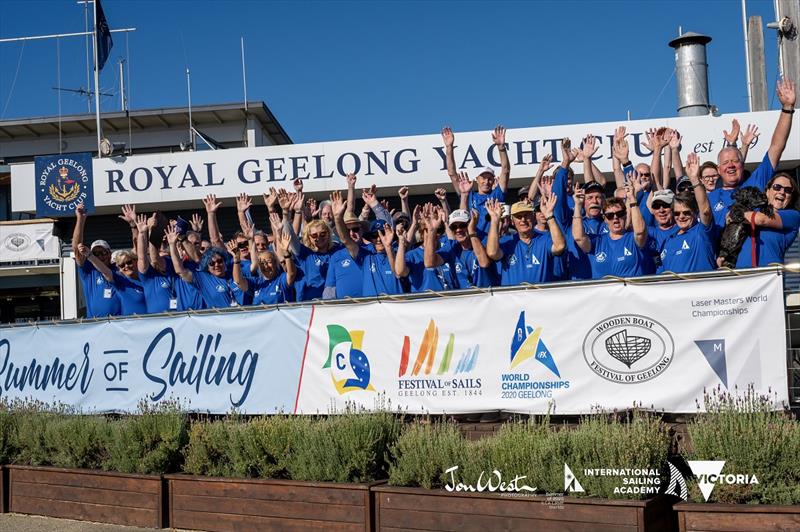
left=85, top=247, right=147, bottom=316
left=661, top=153, right=716, bottom=273
left=230, top=231, right=296, bottom=305
left=733, top=172, right=800, bottom=268
left=571, top=180, right=649, bottom=279
left=286, top=218, right=341, bottom=301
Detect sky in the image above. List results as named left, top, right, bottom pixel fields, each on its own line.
left=0, top=0, right=784, bottom=144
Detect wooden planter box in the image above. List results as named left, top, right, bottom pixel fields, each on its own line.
left=373, top=485, right=676, bottom=532
left=166, top=474, right=382, bottom=531
left=0, top=465, right=7, bottom=513
left=8, top=465, right=165, bottom=528
left=676, top=502, right=800, bottom=531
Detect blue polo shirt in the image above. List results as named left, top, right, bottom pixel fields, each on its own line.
left=497, top=232, right=559, bottom=285
left=646, top=225, right=680, bottom=274
left=325, top=246, right=365, bottom=299
left=174, top=259, right=205, bottom=311
left=438, top=240, right=496, bottom=288
left=113, top=273, right=147, bottom=316
left=250, top=272, right=294, bottom=305
left=469, top=187, right=505, bottom=238
left=564, top=218, right=608, bottom=280
left=661, top=222, right=716, bottom=273
left=402, top=246, right=458, bottom=292
left=78, top=261, right=120, bottom=318
left=294, top=243, right=342, bottom=301
left=708, top=152, right=776, bottom=230
left=189, top=271, right=248, bottom=308
left=585, top=231, right=648, bottom=279
left=361, top=245, right=403, bottom=297
left=140, top=263, right=176, bottom=313
left=736, top=209, right=800, bottom=268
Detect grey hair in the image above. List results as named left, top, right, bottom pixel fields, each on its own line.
left=717, top=146, right=743, bottom=164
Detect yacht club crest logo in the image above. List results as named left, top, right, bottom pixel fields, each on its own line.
left=582, top=314, right=674, bottom=383
left=34, top=152, right=94, bottom=217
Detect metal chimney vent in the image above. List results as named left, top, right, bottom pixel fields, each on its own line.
left=669, top=32, right=713, bottom=117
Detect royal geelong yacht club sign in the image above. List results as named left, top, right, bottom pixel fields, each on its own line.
left=11, top=110, right=798, bottom=213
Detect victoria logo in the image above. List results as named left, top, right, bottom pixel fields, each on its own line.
left=582, top=314, right=674, bottom=383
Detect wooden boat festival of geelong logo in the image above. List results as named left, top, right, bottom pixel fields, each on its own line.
left=581, top=314, right=675, bottom=383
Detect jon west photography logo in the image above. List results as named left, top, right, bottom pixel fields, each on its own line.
left=582, top=314, right=674, bottom=383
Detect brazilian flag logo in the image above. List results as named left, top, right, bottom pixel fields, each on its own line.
left=324, top=325, right=375, bottom=394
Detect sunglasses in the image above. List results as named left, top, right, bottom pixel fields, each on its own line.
left=676, top=183, right=692, bottom=192
left=450, top=223, right=468, bottom=230
left=237, top=241, right=249, bottom=250
left=309, top=232, right=328, bottom=239
left=771, top=183, right=794, bottom=195
left=639, top=172, right=652, bottom=178
left=347, top=226, right=362, bottom=234
left=673, top=210, right=694, bottom=218
left=652, top=202, right=671, bottom=210
left=119, top=260, right=135, bottom=268
left=603, top=211, right=626, bottom=220
left=209, top=258, right=225, bottom=266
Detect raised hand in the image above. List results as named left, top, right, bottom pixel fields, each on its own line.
left=485, top=198, right=504, bottom=221
left=147, top=213, right=158, bottom=230
left=412, top=204, right=422, bottom=222
left=164, top=225, right=180, bottom=245
left=541, top=194, right=558, bottom=218
left=434, top=187, right=447, bottom=201
left=75, top=202, right=87, bottom=219
left=362, top=185, right=378, bottom=207
left=572, top=148, right=584, bottom=163
left=293, top=178, right=304, bottom=193
left=377, top=224, right=395, bottom=249
left=537, top=153, right=553, bottom=175
left=242, top=220, right=255, bottom=240
left=613, top=126, right=627, bottom=144
left=236, top=193, right=252, bottom=213
left=76, top=243, right=90, bottom=261
left=263, top=187, right=279, bottom=211
left=777, top=78, right=796, bottom=109
left=723, top=119, right=741, bottom=145
left=457, top=171, right=473, bottom=194
left=203, top=194, right=222, bottom=213
left=630, top=172, right=643, bottom=194
left=583, top=134, right=599, bottom=161
left=560, top=138, right=573, bottom=165
left=538, top=174, right=554, bottom=199
left=277, top=189, right=292, bottom=211
left=669, top=129, right=682, bottom=149
left=441, top=127, right=455, bottom=148
left=573, top=182, right=585, bottom=206
left=612, top=132, right=629, bottom=162
left=291, top=191, right=305, bottom=212
left=398, top=186, right=409, bottom=200
left=492, top=125, right=506, bottom=146
left=269, top=211, right=282, bottom=229
left=135, top=214, right=149, bottom=233
left=225, top=238, right=239, bottom=257
left=277, top=230, right=292, bottom=254
left=330, top=190, right=346, bottom=217
left=118, top=204, right=136, bottom=225
left=346, top=173, right=357, bottom=188
left=468, top=209, right=479, bottom=233
left=641, top=128, right=657, bottom=152
left=190, top=213, right=204, bottom=232
left=685, top=152, right=700, bottom=179
left=741, top=123, right=759, bottom=147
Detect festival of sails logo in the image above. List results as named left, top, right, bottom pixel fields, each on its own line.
left=582, top=314, right=674, bottom=383
left=324, top=324, right=374, bottom=394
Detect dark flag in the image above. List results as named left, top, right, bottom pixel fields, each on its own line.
left=96, top=0, right=113, bottom=71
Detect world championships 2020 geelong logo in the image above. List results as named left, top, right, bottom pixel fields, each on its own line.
left=582, top=314, right=674, bottom=383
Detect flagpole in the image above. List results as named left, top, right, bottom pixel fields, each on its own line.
left=92, top=0, right=102, bottom=156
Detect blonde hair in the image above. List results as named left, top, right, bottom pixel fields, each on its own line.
left=114, top=249, right=137, bottom=266
left=302, top=219, right=332, bottom=252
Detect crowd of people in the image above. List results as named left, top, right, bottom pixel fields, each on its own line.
left=72, top=79, right=797, bottom=317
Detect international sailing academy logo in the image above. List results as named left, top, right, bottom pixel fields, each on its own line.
left=323, top=324, right=374, bottom=394
left=582, top=314, right=674, bottom=383
left=34, top=153, right=94, bottom=217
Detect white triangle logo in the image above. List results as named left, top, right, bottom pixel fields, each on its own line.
left=564, top=463, right=584, bottom=493
left=688, top=460, right=725, bottom=501
left=531, top=254, right=540, bottom=265
left=681, top=240, right=690, bottom=250
left=623, top=247, right=632, bottom=256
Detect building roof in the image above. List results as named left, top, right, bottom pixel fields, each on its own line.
left=0, top=101, right=292, bottom=145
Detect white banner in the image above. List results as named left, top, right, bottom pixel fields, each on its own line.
left=294, top=272, right=788, bottom=414
left=0, top=221, right=59, bottom=262
left=11, top=110, right=798, bottom=213
left=0, top=308, right=313, bottom=414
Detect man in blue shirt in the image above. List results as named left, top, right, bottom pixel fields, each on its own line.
left=442, top=126, right=510, bottom=238
left=707, top=78, right=796, bottom=230
left=486, top=196, right=566, bottom=285
left=395, top=204, right=459, bottom=292
left=71, top=203, right=120, bottom=318
left=433, top=209, right=495, bottom=289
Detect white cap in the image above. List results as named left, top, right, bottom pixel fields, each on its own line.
left=478, top=166, right=496, bottom=177
left=448, top=209, right=470, bottom=226
left=90, top=239, right=111, bottom=251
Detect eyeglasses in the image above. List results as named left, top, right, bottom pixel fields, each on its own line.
left=771, top=183, right=794, bottom=195
left=639, top=172, right=652, bottom=178
left=651, top=202, right=671, bottom=210
left=603, top=211, right=626, bottom=220
left=309, top=232, right=328, bottom=239
left=701, top=173, right=719, bottom=181
left=347, top=225, right=362, bottom=234
left=673, top=210, right=694, bottom=218
left=209, top=258, right=225, bottom=266
left=450, top=223, right=468, bottom=230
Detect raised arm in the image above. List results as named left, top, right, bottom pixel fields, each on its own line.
left=646, top=128, right=667, bottom=192
left=72, top=202, right=88, bottom=266
left=541, top=194, right=565, bottom=256
left=290, top=191, right=305, bottom=236
left=485, top=199, right=504, bottom=261
left=398, top=186, right=411, bottom=216
left=236, top=193, right=253, bottom=233
left=166, top=226, right=193, bottom=283
left=528, top=153, right=553, bottom=203
left=135, top=214, right=150, bottom=274
left=662, top=139, right=673, bottom=190
left=363, top=185, right=393, bottom=226
left=612, top=127, right=629, bottom=189
left=739, top=123, right=759, bottom=162
left=456, top=171, right=473, bottom=210
left=468, top=209, right=492, bottom=268
left=377, top=224, right=397, bottom=277
left=769, top=79, right=796, bottom=167
left=422, top=204, right=443, bottom=268
left=686, top=152, right=712, bottom=227
left=346, top=173, right=357, bottom=215
left=442, top=127, right=459, bottom=190
left=571, top=183, right=591, bottom=253
left=276, top=230, right=296, bottom=286
left=203, top=194, right=224, bottom=249
left=87, top=250, right=113, bottom=282
left=669, top=130, right=685, bottom=179
left=723, top=118, right=742, bottom=154
left=394, top=225, right=410, bottom=278
left=628, top=179, right=647, bottom=249
left=118, top=204, right=138, bottom=249
left=493, top=125, right=510, bottom=192
left=225, top=239, right=248, bottom=293
left=434, top=188, right=453, bottom=240
left=332, top=190, right=359, bottom=258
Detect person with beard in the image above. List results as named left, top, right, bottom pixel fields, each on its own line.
left=708, top=79, right=795, bottom=231
left=731, top=172, right=800, bottom=268
left=572, top=177, right=649, bottom=279
left=486, top=195, right=565, bottom=285
left=661, top=153, right=716, bottom=273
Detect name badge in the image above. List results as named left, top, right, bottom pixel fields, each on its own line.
left=103, top=288, right=113, bottom=299
left=169, top=298, right=178, bottom=310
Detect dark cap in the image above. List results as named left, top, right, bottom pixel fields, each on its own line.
left=584, top=181, right=605, bottom=195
